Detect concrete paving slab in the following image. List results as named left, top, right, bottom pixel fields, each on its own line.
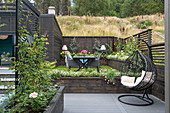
left=63, top=94, right=165, bottom=113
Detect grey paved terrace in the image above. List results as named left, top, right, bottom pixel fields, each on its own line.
left=63, top=94, right=165, bottom=113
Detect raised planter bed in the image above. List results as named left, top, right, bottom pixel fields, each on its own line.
left=44, top=86, right=65, bottom=113
left=54, top=77, right=141, bottom=94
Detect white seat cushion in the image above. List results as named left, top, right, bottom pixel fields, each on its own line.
left=121, top=70, right=146, bottom=88
left=121, top=76, right=136, bottom=88
left=121, top=76, right=135, bottom=83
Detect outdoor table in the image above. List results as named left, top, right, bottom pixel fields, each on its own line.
left=73, top=56, right=96, bottom=70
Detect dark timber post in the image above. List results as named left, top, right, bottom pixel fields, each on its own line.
left=165, top=0, right=170, bottom=113
left=15, top=0, right=19, bottom=89
left=148, top=29, right=152, bottom=60
left=148, top=29, right=152, bottom=46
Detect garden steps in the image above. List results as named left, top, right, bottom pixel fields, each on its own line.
left=0, top=68, right=15, bottom=94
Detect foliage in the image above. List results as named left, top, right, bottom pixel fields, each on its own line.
left=0, top=23, right=6, bottom=28
left=106, top=41, right=113, bottom=55
left=1, top=52, right=11, bottom=62
left=93, top=39, right=101, bottom=52
left=70, top=52, right=76, bottom=57
left=115, top=38, right=123, bottom=52
left=106, top=54, right=129, bottom=61
left=124, top=37, right=139, bottom=56
left=137, top=20, right=153, bottom=29
left=72, top=0, right=164, bottom=17
left=50, top=66, right=119, bottom=78
left=121, top=0, right=164, bottom=18
left=60, top=51, right=66, bottom=58
left=61, top=0, right=71, bottom=15
left=69, top=37, right=80, bottom=53
left=106, top=36, right=139, bottom=61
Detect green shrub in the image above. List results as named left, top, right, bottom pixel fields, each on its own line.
left=69, top=37, right=80, bottom=53
left=137, top=20, right=153, bottom=29
left=93, top=39, right=101, bottom=52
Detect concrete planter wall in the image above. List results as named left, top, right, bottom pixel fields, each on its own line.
left=44, top=86, right=64, bottom=113
left=54, top=77, right=141, bottom=94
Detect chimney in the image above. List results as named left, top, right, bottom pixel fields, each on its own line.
left=48, top=6, right=55, bottom=15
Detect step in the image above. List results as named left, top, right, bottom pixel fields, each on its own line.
left=1, top=78, right=15, bottom=82
left=0, top=69, right=15, bottom=74
left=0, top=85, right=15, bottom=89
left=1, top=78, right=15, bottom=85
left=0, top=74, right=15, bottom=78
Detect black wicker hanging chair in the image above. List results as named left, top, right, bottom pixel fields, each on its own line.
left=118, top=39, right=157, bottom=106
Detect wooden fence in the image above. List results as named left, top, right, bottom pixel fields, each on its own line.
left=63, top=36, right=119, bottom=53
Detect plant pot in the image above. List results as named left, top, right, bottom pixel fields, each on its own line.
left=44, top=86, right=65, bottom=113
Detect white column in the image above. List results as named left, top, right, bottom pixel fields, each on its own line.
left=165, top=0, right=170, bottom=113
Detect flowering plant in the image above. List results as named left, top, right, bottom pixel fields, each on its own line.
left=81, top=50, right=87, bottom=54
left=29, top=92, right=38, bottom=98
left=101, top=68, right=120, bottom=85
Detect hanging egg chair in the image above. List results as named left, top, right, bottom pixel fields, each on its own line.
left=118, top=39, right=157, bottom=106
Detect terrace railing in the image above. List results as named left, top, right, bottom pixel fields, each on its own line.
left=150, top=43, right=165, bottom=65
left=124, top=29, right=165, bottom=65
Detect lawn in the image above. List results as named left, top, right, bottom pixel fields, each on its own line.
left=50, top=66, right=120, bottom=83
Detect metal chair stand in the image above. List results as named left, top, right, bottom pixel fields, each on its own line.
left=118, top=89, right=153, bottom=106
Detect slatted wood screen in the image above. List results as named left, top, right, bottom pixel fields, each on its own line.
left=150, top=43, right=165, bottom=65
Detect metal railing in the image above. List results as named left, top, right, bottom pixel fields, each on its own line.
left=124, top=29, right=165, bottom=65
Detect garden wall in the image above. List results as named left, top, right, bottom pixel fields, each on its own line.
left=54, top=77, right=142, bottom=94
left=40, top=14, right=62, bottom=64
left=152, top=65, right=165, bottom=101
left=108, top=59, right=165, bottom=101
